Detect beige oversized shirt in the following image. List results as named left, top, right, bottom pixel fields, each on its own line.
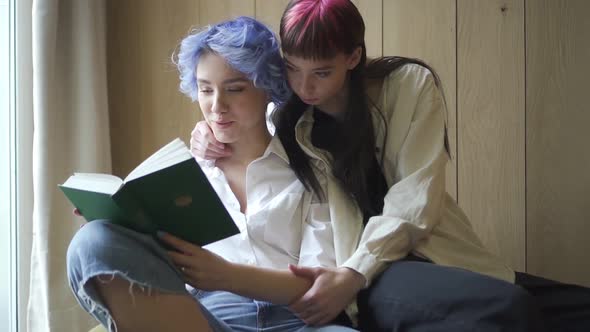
left=294, top=64, right=515, bottom=291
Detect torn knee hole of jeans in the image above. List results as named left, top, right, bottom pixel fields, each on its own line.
left=93, top=273, right=156, bottom=306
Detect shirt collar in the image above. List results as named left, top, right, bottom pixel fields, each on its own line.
left=261, top=135, right=290, bottom=164
left=294, top=106, right=334, bottom=165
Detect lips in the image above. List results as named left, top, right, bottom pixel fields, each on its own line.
left=213, top=120, right=234, bottom=129
left=301, top=97, right=319, bottom=104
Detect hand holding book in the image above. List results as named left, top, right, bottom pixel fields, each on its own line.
left=60, top=138, right=239, bottom=246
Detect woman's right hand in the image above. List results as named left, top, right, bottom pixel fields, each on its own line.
left=190, top=121, right=231, bottom=160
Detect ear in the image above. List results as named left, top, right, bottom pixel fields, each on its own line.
left=347, top=47, right=363, bottom=70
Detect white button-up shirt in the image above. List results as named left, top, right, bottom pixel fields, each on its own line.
left=199, top=136, right=336, bottom=270
left=295, top=64, right=514, bottom=287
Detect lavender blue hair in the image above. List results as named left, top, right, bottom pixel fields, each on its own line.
left=175, top=16, right=291, bottom=106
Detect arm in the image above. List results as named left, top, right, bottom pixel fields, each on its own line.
left=158, top=231, right=311, bottom=305
left=225, top=264, right=312, bottom=305
left=289, top=66, right=449, bottom=325
left=342, top=65, right=449, bottom=283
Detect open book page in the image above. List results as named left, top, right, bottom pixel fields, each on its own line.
left=61, top=173, right=123, bottom=194
left=124, top=138, right=193, bottom=183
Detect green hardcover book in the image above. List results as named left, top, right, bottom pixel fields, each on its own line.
left=59, top=138, right=239, bottom=246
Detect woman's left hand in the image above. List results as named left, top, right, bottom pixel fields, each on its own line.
left=288, top=265, right=366, bottom=326
left=158, top=231, right=234, bottom=291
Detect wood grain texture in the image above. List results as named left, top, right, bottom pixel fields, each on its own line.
left=351, top=0, right=382, bottom=58
left=105, top=0, right=590, bottom=285
left=255, top=0, right=290, bottom=34
left=107, top=0, right=200, bottom=177
left=382, top=0, right=457, bottom=201
left=526, top=0, right=590, bottom=285
left=457, top=0, right=525, bottom=270
left=199, top=0, right=255, bottom=26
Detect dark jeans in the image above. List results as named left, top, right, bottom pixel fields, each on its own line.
left=516, top=272, right=590, bottom=332
left=357, top=256, right=543, bottom=332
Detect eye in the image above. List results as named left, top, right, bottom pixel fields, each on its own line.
left=285, top=65, right=298, bottom=72
left=315, top=71, right=331, bottom=78
left=199, top=87, right=213, bottom=94
left=226, top=86, right=245, bottom=93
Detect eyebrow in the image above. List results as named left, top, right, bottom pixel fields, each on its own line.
left=197, top=77, right=249, bottom=84
left=284, top=59, right=333, bottom=71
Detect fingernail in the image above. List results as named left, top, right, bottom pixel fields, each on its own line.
left=156, top=230, right=166, bottom=238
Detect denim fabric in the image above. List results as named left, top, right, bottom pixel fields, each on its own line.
left=66, top=220, right=356, bottom=332
left=357, top=257, right=543, bottom=332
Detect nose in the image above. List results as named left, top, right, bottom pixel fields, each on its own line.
left=299, top=74, right=315, bottom=97
left=211, top=91, right=227, bottom=113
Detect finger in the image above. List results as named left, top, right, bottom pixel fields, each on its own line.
left=208, top=145, right=231, bottom=157
left=192, top=142, right=226, bottom=157
left=196, top=142, right=226, bottom=155
left=289, top=295, right=313, bottom=314
left=167, top=250, right=196, bottom=268
left=196, top=121, right=225, bottom=150
left=203, top=150, right=231, bottom=160
left=157, top=231, right=198, bottom=255
left=191, top=121, right=209, bottom=138
left=302, top=311, right=330, bottom=326
left=316, top=312, right=338, bottom=326
left=204, top=138, right=227, bottom=153
left=296, top=304, right=317, bottom=321
left=288, top=264, right=318, bottom=279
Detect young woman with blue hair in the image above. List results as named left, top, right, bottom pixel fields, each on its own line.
left=67, top=16, right=358, bottom=332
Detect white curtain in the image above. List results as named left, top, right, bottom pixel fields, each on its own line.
left=26, top=0, right=111, bottom=331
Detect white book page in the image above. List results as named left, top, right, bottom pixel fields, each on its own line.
left=61, top=173, right=123, bottom=194
left=124, top=138, right=192, bottom=183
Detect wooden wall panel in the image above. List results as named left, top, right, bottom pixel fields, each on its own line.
left=255, top=0, right=290, bottom=34
left=199, top=0, right=255, bottom=26
left=105, top=0, right=590, bottom=285
left=107, top=0, right=200, bottom=177
left=457, top=0, right=525, bottom=270
left=526, top=0, right=590, bottom=285
left=382, top=0, right=457, bottom=201
left=351, top=0, right=382, bottom=58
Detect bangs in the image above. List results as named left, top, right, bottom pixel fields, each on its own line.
left=281, top=12, right=339, bottom=60
left=280, top=0, right=362, bottom=60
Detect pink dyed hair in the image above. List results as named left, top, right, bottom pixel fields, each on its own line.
left=279, top=0, right=365, bottom=60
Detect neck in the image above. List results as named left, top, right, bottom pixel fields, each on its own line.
left=219, top=128, right=272, bottom=167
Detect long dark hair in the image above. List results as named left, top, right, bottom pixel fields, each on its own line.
left=275, top=0, right=447, bottom=222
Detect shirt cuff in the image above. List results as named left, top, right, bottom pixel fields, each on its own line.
left=341, top=250, right=388, bottom=288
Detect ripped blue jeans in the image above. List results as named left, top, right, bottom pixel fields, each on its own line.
left=67, top=220, right=357, bottom=332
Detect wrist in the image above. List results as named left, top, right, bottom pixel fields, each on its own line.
left=339, top=267, right=366, bottom=291
left=222, top=262, right=243, bottom=292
